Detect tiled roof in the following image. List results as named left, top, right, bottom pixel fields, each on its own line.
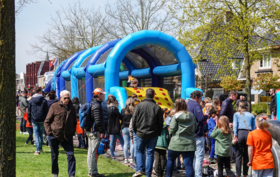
left=195, top=32, right=280, bottom=81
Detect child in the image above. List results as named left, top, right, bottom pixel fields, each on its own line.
left=208, top=109, right=217, bottom=162
left=165, top=108, right=175, bottom=126
left=200, top=100, right=206, bottom=110
left=76, top=119, right=85, bottom=148
left=247, top=115, right=274, bottom=177
left=128, top=75, right=139, bottom=88
left=18, top=106, right=34, bottom=145
left=154, top=109, right=170, bottom=177
left=210, top=116, right=235, bottom=177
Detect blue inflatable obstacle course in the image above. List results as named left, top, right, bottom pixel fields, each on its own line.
left=54, top=30, right=202, bottom=106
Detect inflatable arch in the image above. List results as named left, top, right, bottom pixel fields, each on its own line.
left=105, top=30, right=195, bottom=100
left=70, top=45, right=103, bottom=99
left=44, top=60, right=67, bottom=93
left=85, top=39, right=165, bottom=103
left=58, top=50, right=85, bottom=98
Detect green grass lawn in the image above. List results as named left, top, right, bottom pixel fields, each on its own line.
left=16, top=131, right=134, bottom=177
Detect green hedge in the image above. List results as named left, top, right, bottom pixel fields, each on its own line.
left=251, top=103, right=268, bottom=116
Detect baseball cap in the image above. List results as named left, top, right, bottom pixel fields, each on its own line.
left=93, top=88, right=106, bottom=95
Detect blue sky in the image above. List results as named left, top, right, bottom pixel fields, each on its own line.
left=16, top=0, right=111, bottom=73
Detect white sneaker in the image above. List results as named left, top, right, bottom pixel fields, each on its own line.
left=132, top=171, right=142, bottom=177
left=129, top=158, right=134, bottom=164
left=24, top=132, right=29, bottom=135
left=20, top=131, right=23, bottom=134
left=124, top=158, right=128, bottom=164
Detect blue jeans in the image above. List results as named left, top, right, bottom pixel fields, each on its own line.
left=194, top=136, right=205, bottom=177
left=136, top=135, right=158, bottom=177
left=166, top=150, right=195, bottom=177
left=49, top=135, right=76, bottom=176
left=210, top=138, right=215, bottom=159
left=110, top=133, right=124, bottom=158
left=32, top=122, right=44, bottom=152
left=78, top=134, right=85, bottom=148
left=133, top=132, right=146, bottom=165
left=122, top=127, right=134, bottom=159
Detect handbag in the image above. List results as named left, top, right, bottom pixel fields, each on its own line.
left=232, top=113, right=250, bottom=145
left=240, top=113, right=250, bottom=131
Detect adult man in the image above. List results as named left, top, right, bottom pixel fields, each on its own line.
left=269, top=88, right=276, bottom=118
left=236, top=95, right=246, bottom=111
left=220, top=90, right=238, bottom=126
left=132, top=89, right=163, bottom=177
left=87, top=88, right=106, bottom=177
left=28, top=87, right=48, bottom=155
left=44, top=90, right=77, bottom=177
left=19, top=90, right=28, bottom=134
left=187, top=90, right=208, bottom=177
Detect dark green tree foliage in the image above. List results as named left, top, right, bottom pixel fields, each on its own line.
left=171, top=0, right=280, bottom=110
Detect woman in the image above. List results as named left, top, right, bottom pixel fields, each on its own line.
left=107, top=95, right=124, bottom=159
left=233, top=101, right=255, bottom=177
left=166, top=98, right=197, bottom=177
left=121, top=97, right=135, bottom=164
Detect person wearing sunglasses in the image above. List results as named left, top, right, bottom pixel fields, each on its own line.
left=87, top=88, right=107, bottom=177
left=44, top=90, right=77, bottom=177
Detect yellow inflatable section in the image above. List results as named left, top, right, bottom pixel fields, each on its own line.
left=124, top=87, right=174, bottom=110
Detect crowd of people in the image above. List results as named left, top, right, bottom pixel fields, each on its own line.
left=16, top=87, right=276, bottom=177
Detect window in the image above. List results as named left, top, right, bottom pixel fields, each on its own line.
left=259, top=54, right=271, bottom=69
left=232, top=59, right=243, bottom=70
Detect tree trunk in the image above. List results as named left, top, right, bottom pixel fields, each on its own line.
left=244, top=48, right=252, bottom=112
left=0, top=0, right=16, bottom=176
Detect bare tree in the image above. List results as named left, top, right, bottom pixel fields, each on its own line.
left=104, top=0, right=178, bottom=67
left=104, top=0, right=175, bottom=38
left=30, top=2, right=110, bottom=60
left=16, top=0, right=37, bottom=14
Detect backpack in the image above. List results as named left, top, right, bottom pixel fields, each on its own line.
left=79, top=103, right=94, bottom=129
left=97, top=139, right=110, bottom=155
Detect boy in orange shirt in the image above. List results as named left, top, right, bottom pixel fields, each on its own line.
left=247, top=114, right=274, bottom=177
left=76, top=119, right=85, bottom=148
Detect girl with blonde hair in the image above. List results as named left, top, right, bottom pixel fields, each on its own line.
left=247, top=114, right=274, bottom=177
left=210, top=116, right=235, bottom=177
left=121, top=97, right=135, bottom=163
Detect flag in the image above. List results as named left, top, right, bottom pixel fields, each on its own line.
left=54, top=58, right=58, bottom=66
left=50, top=60, right=53, bottom=67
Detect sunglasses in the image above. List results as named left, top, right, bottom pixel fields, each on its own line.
left=63, top=97, right=70, bottom=100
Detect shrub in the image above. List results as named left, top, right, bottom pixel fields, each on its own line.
left=251, top=103, right=267, bottom=116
